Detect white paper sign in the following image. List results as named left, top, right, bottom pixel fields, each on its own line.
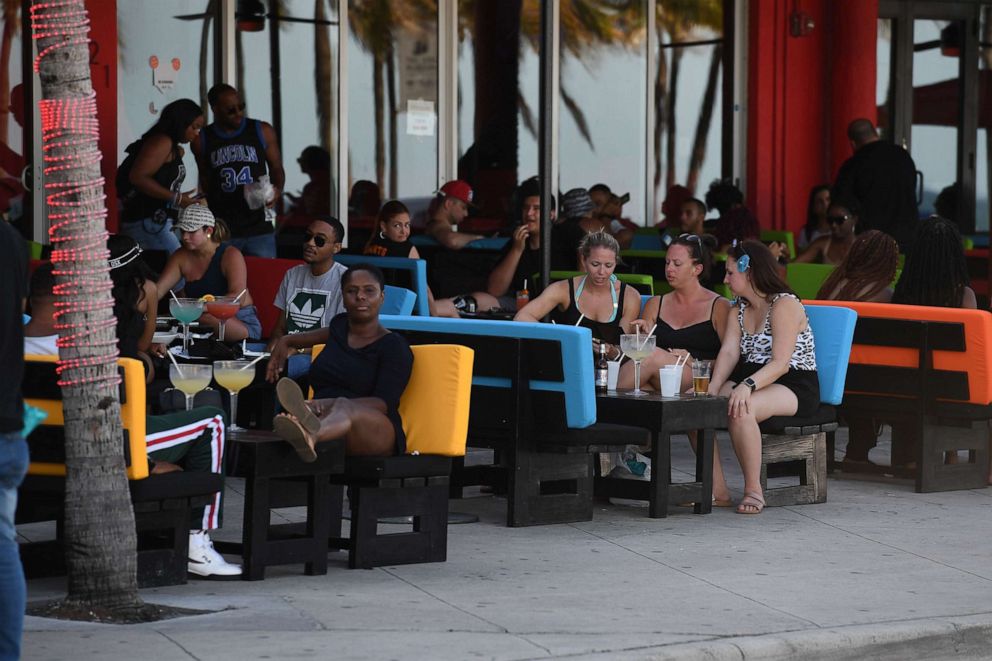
left=406, top=99, right=435, bottom=137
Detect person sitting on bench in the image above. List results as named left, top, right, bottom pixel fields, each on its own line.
left=24, top=241, right=243, bottom=578
left=709, top=240, right=819, bottom=515
left=266, top=264, right=413, bottom=462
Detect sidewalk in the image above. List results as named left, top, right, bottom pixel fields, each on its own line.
left=20, top=429, right=992, bottom=660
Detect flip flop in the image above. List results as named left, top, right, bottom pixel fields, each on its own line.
left=273, top=414, right=317, bottom=463
left=736, top=491, right=765, bottom=515
left=275, top=377, right=321, bottom=436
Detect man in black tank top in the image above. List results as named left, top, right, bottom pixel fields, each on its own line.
left=193, top=84, right=285, bottom=257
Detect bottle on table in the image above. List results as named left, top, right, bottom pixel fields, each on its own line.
left=595, top=342, right=608, bottom=393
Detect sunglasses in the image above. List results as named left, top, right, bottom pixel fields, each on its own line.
left=678, top=233, right=702, bottom=244
left=223, top=102, right=246, bottom=116
left=827, top=214, right=851, bottom=225
left=303, top=232, right=329, bottom=248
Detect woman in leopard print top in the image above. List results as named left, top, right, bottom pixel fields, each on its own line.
left=709, top=240, right=819, bottom=514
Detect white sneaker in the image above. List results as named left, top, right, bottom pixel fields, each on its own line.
left=188, top=530, right=242, bottom=579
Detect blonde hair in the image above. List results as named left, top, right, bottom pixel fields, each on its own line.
left=209, top=216, right=231, bottom=244
left=579, top=230, right=620, bottom=260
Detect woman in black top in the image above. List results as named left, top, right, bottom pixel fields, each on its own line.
left=364, top=200, right=420, bottom=259
left=515, top=231, right=640, bottom=351
left=119, top=98, right=205, bottom=253
left=267, top=265, right=414, bottom=461
left=107, top=234, right=166, bottom=365
left=621, top=233, right=731, bottom=392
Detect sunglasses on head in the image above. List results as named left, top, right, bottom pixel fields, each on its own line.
left=827, top=214, right=851, bottom=225
left=223, top=101, right=246, bottom=116
left=303, top=232, right=329, bottom=248
left=678, top=233, right=702, bottom=244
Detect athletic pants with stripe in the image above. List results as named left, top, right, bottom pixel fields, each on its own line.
left=145, top=406, right=227, bottom=530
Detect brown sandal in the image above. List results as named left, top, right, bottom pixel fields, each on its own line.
left=735, top=491, right=765, bottom=515
left=273, top=414, right=317, bottom=463
left=275, top=378, right=321, bottom=436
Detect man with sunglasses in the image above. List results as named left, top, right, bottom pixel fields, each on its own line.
left=267, top=218, right=347, bottom=360
left=194, top=83, right=285, bottom=258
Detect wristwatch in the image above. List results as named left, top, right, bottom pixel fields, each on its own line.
left=742, top=377, right=757, bottom=392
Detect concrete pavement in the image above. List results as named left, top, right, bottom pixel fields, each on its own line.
left=19, top=428, right=992, bottom=660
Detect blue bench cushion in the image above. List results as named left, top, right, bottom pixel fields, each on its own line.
left=381, top=316, right=597, bottom=428
left=804, top=305, right=857, bottom=406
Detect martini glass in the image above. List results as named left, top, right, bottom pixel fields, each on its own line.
left=168, top=363, right=213, bottom=411
left=169, top=297, right=204, bottom=354
left=205, top=295, right=240, bottom=341
left=619, top=334, right=656, bottom=397
left=213, top=360, right=255, bottom=430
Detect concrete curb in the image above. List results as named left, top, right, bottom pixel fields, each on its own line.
left=635, top=613, right=992, bottom=661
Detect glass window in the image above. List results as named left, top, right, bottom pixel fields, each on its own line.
left=877, top=18, right=893, bottom=140
left=117, top=1, right=215, bottom=190
left=0, top=5, right=26, bottom=234
left=655, top=3, right=724, bottom=224
left=237, top=1, right=341, bottom=220
left=348, top=1, right=438, bottom=232
left=559, top=2, right=648, bottom=225
left=458, top=1, right=537, bottom=228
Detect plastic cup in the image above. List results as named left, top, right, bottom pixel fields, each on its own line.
left=692, top=360, right=712, bottom=396
left=606, top=360, right=621, bottom=391
left=515, top=290, right=529, bottom=310
left=659, top=364, right=682, bottom=397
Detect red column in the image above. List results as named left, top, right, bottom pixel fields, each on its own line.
left=828, top=0, right=879, bottom=179
left=85, top=0, right=118, bottom=231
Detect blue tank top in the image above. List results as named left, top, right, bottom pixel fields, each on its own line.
left=183, top=244, right=230, bottom=299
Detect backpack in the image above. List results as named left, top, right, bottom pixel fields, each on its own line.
left=115, top=139, right=142, bottom=200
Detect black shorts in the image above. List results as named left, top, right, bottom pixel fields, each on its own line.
left=729, top=361, right=820, bottom=418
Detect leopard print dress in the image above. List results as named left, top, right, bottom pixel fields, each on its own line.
left=729, top=293, right=820, bottom=417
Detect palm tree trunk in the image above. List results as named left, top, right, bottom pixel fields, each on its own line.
left=686, top=44, right=721, bottom=192
left=373, top=50, right=385, bottom=192
left=664, top=47, right=682, bottom=191
left=199, top=0, right=215, bottom=115
left=30, top=0, right=141, bottom=614
left=314, top=0, right=332, bottom=152
left=653, top=43, right=668, bottom=191
left=385, top=41, right=397, bottom=199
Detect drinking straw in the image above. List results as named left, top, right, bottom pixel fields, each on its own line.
left=574, top=313, right=585, bottom=326
left=232, top=288, right=248, bottom=303
left=551, top=320, right=557, bottom=324
left=169, top=289, right=181, bottom=305
left=638, top=324, right=658, bottom=350
left=164, top=348, right=184, bottom=378
left=239, top=354, right=268, bottom=371
left=523, top=279, right=528, bottom=291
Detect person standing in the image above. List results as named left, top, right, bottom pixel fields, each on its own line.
left=0, top=218, right=28, bottom=659
left=833, top=118, right=918, bottom=250
left=118, top=98, right=205, bottom=253
left=194, top=84, right=285, bottom=258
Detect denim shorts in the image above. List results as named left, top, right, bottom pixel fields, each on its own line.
left=236, top=305, right=262, bottom=340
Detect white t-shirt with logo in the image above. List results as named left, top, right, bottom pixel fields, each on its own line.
left=274, top=262, right=348, bottom=334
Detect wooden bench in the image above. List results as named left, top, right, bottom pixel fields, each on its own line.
left=379, top=316, right=650, bottom=527
left=757, top=305, right=857, bottom=506
left=17, top=355, right=223, bottom=587
left=814, top=301, right=992, bottom=492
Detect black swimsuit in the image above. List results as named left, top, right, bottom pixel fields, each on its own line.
left=653, top=297, right=723, bottom=361
left=551, top=276, right=630, bottom=345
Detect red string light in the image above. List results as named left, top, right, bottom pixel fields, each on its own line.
left=31, top=1, right=118, bottom=388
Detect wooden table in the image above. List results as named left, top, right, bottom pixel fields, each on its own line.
left=594, top=391, right=728, bottom=518
left=214, top=429, right=345, bottom=580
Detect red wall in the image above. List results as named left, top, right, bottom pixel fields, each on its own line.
left=746, top=0, right=877, bottom=234
left=86, top=0, right=117, bottom=231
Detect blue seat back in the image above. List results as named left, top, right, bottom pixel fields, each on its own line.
left=382, top=286, right=417, bottom=315
left=336, top=254, right=430, bottom=316
left=804, top=304, right=857, bottom=405
left=410, top=235, right=509, bottom=251
left=630, top=233, right=663, bottom=250
left=380, top=315, right=596, bottom=428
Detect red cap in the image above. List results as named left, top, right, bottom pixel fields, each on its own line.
left=438, top=180, right=474, bottom=206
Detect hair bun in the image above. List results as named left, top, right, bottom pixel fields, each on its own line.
left=699, top=233, right=718, bottom=249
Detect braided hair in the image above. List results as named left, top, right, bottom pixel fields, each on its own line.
left=816, top=230, right=898, bottom=301
left=892, top=216, right=969, bottom=308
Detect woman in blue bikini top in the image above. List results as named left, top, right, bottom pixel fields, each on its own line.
left=514, top=231, right=641, bottom=357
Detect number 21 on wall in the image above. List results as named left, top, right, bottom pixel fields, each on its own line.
left=220, top=166, right=253, bottom=193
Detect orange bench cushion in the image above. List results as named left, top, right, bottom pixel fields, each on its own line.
left=811, top=300, right=992, bottom=406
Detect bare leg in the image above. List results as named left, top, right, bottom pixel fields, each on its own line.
left=471, top=291, right=503, bottom=312
left=718, top=382, right=798, bottom=513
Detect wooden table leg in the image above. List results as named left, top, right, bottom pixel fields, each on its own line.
left=649, top=430, right=671, bottom=518
left=694, top=427, right=714, bottom=515
left=242, top=475, right=270, bottom=581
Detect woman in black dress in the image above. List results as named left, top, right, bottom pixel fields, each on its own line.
left=267, top=264, right=414, bottom=461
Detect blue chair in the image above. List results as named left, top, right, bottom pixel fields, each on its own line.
left=336, top=254, right=430, bottom=316
left=382, top=285, right=417, bottom=316
left=758, top=304, right=857, bottom=506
